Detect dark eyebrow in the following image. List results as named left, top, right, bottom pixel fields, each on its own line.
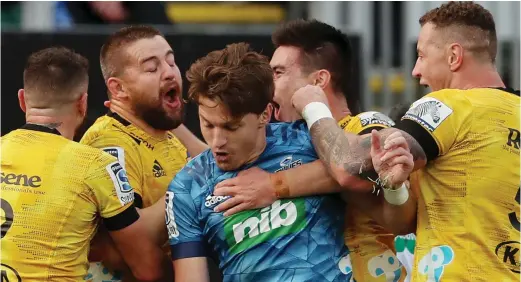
left=271, top=65, right=285, bottom=71
left=140, top=50, right=174, bottom=65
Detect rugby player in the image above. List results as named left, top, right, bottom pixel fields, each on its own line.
left=0, top=47, right=165, bottom=281
left=166, top=42, right=355, bottom=281
left=213, top=19, right=406, bottom=281
left=291, top=2, right=520, bottom=281
left=80, top=25, right=205, bottom=281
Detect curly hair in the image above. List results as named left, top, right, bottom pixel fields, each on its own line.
left=186, top=42, right=274, bottom=119
left=420, top=1, right=497, bottom=62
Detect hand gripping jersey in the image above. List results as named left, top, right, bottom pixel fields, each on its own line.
left=80, top=112, right=188, bottom=281
left=167, top=121, right=354, bottom=282
left=1, top=124, right=138, bottom=281
left=396, top=88, right=520, bottom=281
left=340, top=112, right=407, bottom=282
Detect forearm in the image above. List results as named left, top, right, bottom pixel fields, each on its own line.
left=173, top=258, right=210, bottom=282
left=309, top=118, right=426, bottom=187
left=137, top=198, right=169, bottom=245
left=171, top=125, right=208, bottom=157
left=381, top=191, right=417, bottom=235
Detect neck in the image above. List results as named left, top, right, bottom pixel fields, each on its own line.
left=326, top=91, right=351, bottom=121
left=244, top=127, right=268, bottom=166
left=25, top=111, right=76, bottom=140
left=109, top=100, right=168, bottom=139
left=452, top=63, right=505, bottom=90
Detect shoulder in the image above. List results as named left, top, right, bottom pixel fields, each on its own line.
left=169, top=150, right=216, bottom=192
left=81, top=115, right=140, bottom=150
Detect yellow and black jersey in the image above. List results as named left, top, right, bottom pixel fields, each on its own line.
left=0, top=124, right=138, bottom=281
left=340, top=112, right=407, bottom=282
left=80, top=112, right=188, bottom=209
left=396, top=88, right=520, bottom=281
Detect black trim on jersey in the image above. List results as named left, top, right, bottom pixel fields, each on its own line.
left=21, top=124, right=62, bottom=136
left=103, top=204, right=140, bottom=231
left=134, top=193, right=143, bottom=209
left=493, top=87, right=520, bottom=96
left=358, top=125, right=386, bottom=136
left=107, top=111, right=131, bottom=126
left=171, top=242, right=207, bottom=260
left=395, top=119, right=439, bottom=162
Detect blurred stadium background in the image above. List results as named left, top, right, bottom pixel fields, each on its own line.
left=2, top=1, right=520, bottom=140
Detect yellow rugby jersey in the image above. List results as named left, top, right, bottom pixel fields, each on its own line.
left=340, top=112, right=408, bottom=282
left=80, top=112, right=188, bottom=209
left=1, top=124, right=138, bottom=282
left=397, top=88, right=520, bottom=281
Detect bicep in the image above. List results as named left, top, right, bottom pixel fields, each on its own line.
left=173, top=257, right=210, bottom=282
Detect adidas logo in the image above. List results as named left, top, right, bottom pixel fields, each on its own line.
left=153, top=160, right=166, bottom=178
left=205, top=194, right=230, bottom=208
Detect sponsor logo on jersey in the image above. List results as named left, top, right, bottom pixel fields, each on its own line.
left=102, top=147, right=125, bottom=168
left=275, top=156, right=303, bottom=172
left=204, top=194, right=230, bottom=208
left=495, top=240, right=520, bottom=273
left=338, top=254, right=354, bottom=278
left=359, top=111, right=395, bottom=128
left=1, top=263, right=21, bottom=282
left=0, top=173, right=41, bottom=188
left=403, top=97, right=452, bottom=132
left=153, top=160, right=166, bottom=178
left=224, top=199, right=306, bottom=254
left=367, top=250, right=403, bottom=282
left=418, top=245, right=454, bottom=282
left=106, top=162, right=134, bottom=206
left=165, top=191, right=179, bottom=239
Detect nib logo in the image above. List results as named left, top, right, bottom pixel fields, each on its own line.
left=153, top=160, right=166, bottom=178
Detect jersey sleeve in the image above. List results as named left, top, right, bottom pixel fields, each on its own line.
left=166, top=162, right=207, bottom=260
left=85, top=152, right=139, bottom=231
left=352, top=111, right=395, bottom=135
left=81, top=134, right=145, bottom=208
left=395, top=90, right=472, bottom=161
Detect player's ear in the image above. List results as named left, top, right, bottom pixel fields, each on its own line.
left=448, top=43, right=463, bottom=72
left=259, top=104, right=273, bottom=127
left=311, top=69, right=331, bottom=90
left=77, top=93, right=88, bottom=117
left=107, top=77, right=128, bottom=100
left=18, top=89, right=27, bottom=113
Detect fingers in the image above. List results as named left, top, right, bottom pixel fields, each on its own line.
left=380, top=147, right=410, bottom=163
left=386, top=155, right=414, bottom=168
left=370, top=130, right=382, bottom=155
left=223, top=203, right=250, bottom=217
left=214, top=196, right=240, bottom=213
left=103, top=101, right=111, bottom=108
left=214, top=178, right=238, bottom=191
left=213, top=185, right=236, bottom=197
left=384, top=132, right=409, bottom=151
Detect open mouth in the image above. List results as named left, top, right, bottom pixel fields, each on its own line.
left=162, top=87, right=180, bottom=108
left=214, top=152, right=229, bottom=162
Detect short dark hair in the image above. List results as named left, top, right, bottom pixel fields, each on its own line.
left=186, top=42, right=274, bottom=119
left=23, top=46, right=89, bottom=107
left=272, top=19, right=359, bottom=113
left=420, top=1, right=497, bottom=62
left=100, top=25, right=162, bottom=81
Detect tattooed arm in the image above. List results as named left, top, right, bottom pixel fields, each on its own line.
left=308, top=118, right=427, bottom=189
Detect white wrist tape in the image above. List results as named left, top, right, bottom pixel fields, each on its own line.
left=383, top=182, right=409, bottom=205
left=302, top=102, right=333, bottom=129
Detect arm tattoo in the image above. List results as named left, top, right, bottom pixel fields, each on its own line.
left=309, top=119, right=427, bottom=181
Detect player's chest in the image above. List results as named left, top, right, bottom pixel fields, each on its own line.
left=139, top=143, right=187, bottom=187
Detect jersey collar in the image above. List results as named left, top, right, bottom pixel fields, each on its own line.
left=21, top=123, right=62, bottom=136
left=338, top=115, right=352, bottom=130
left=107, top=111, right=131, bottom=126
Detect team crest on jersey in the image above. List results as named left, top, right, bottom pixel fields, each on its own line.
left=359, top=111, right=395, bottom=127
left=165, top=191, right=180, bottom=239
left=102, top=147, right=125, bottom=168
left=403, top=97, right=453, bottom=132
left=418, top=245, right=454, bottom=282
left=152, top=160, right=166, bottom=178
left=275, top=156, right=303, bottom=172
left=106, top=161, right=134, bottom=206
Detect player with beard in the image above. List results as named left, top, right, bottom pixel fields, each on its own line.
left=1, top=47, right=166, bottom=281
left=80, top=26, right=205, bottom=282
